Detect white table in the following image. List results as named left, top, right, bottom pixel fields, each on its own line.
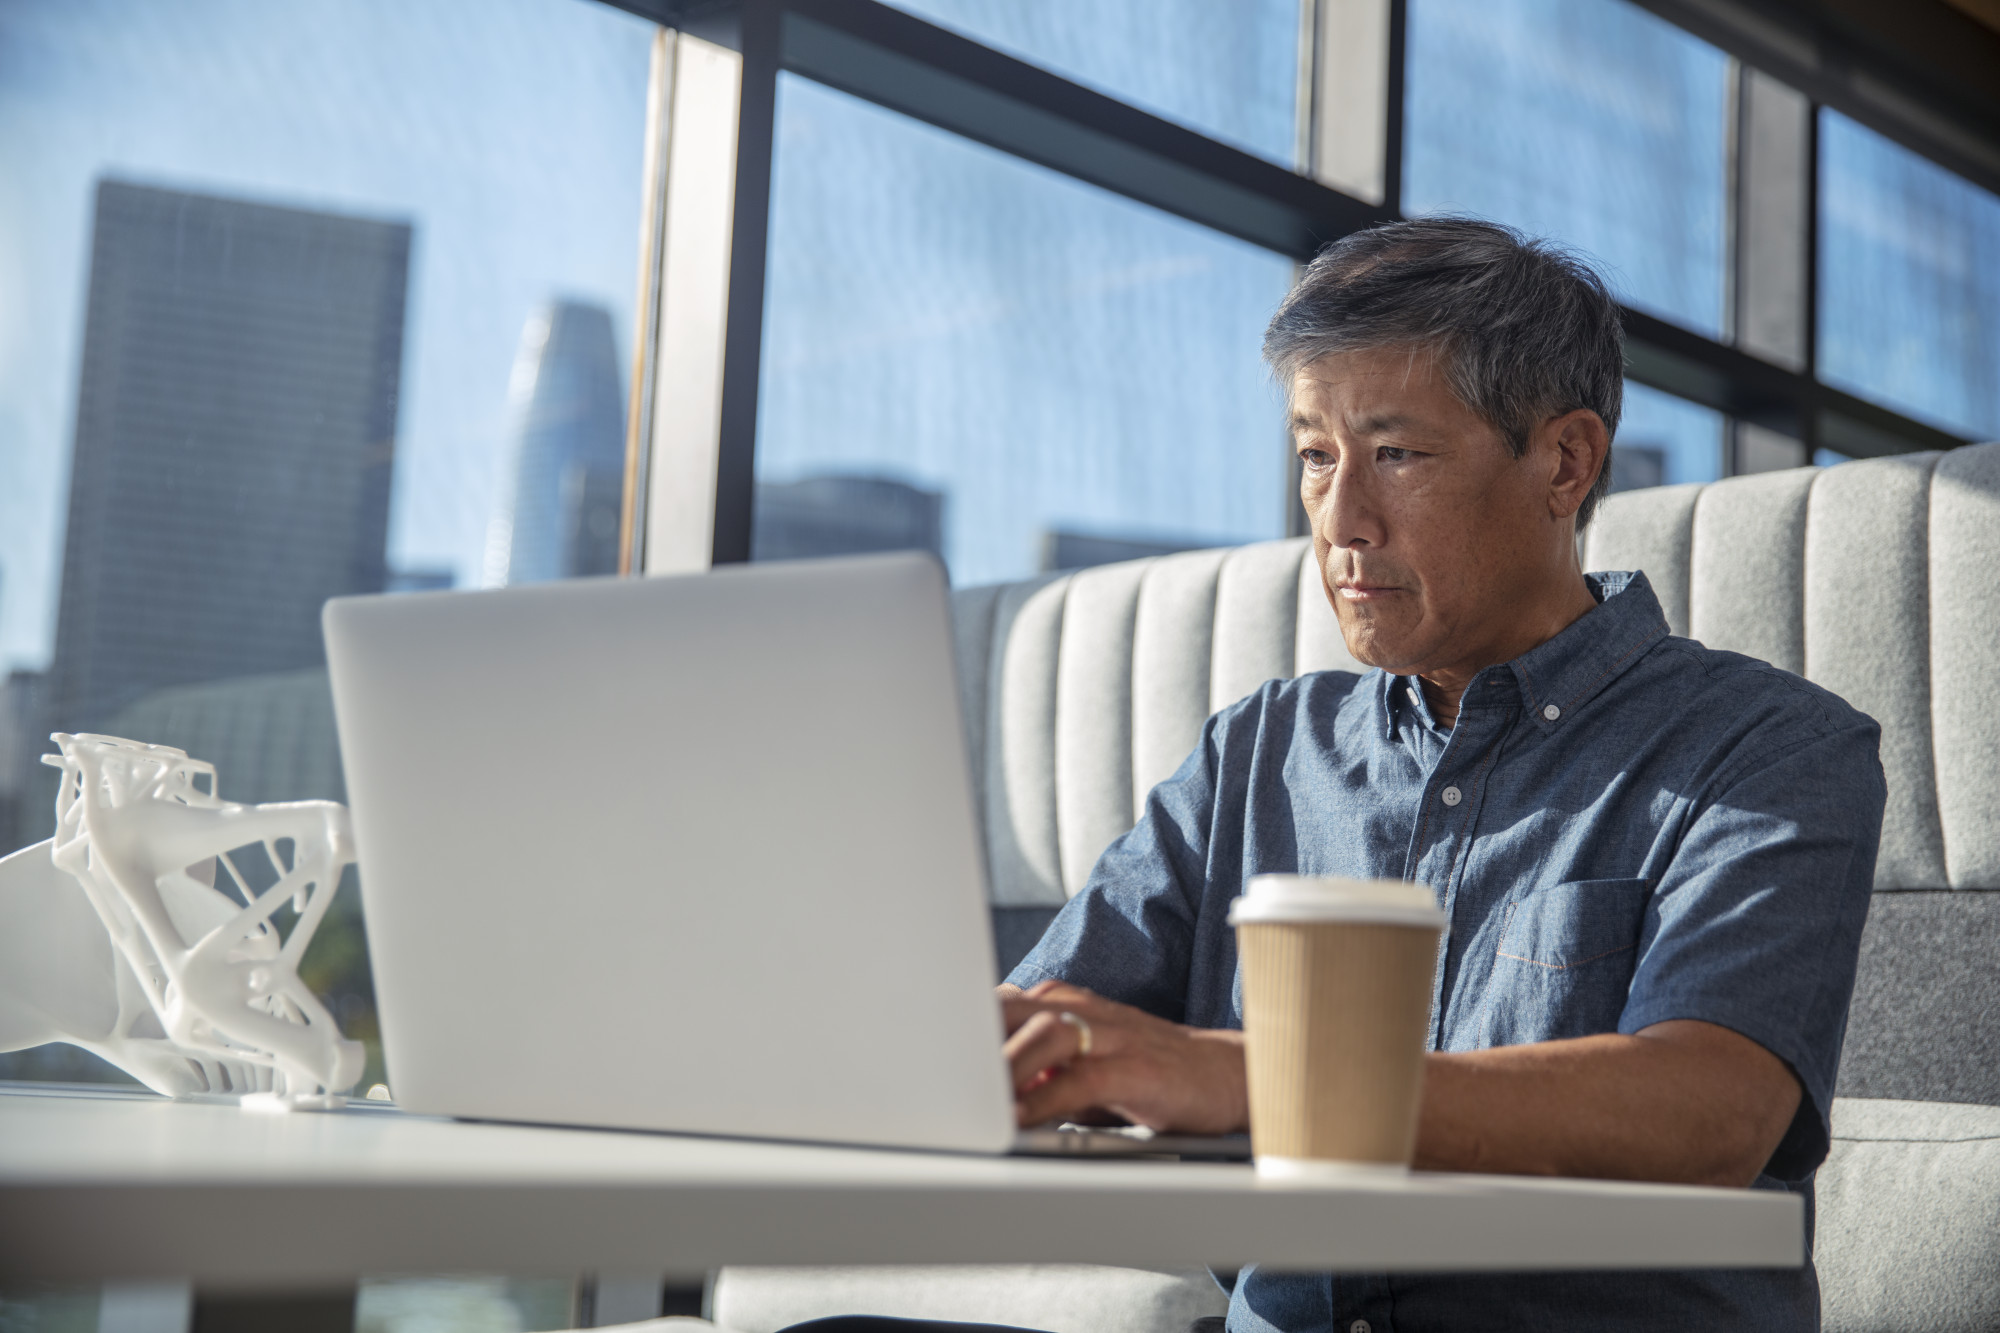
left=0, top=1085, right=1801, bottom=1287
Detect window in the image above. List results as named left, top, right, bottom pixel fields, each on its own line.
left=753, top=74, right=1296, bottom=583
left=1403, top=0, right=1732, bottom=338
left=0, top=0, right=654, bottom=1086
left=882, top=0, right=1301, bottom=165
left=1614, top=383, right=1725, bottom=492
left=1818, top=110, right=2000, bottom=442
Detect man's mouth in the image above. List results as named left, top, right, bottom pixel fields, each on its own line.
left=1335, top=582, right=1403, bottom=602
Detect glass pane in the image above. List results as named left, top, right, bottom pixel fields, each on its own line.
left=0, top=0, right=652, bottom=1087
left=355, top=1277, right=577, bottom=1332
left=1612, top=383, right=1725, bottom=493
left=755, top=74, right=1296, bottom=586
left=1818, top=111, right=2000, bottom=441
left=1404, top=0, right=1731, bottom=336
left=881, top=0, right=1300, bottom=165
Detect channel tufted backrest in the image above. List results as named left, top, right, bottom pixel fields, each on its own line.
left=1581, top=444, right=2000, bottom=895
left=1579, top=442, right=2000, bottom=1125
left=954, top=441, right=2000, bottom=1110
left=957, top=442, right=2000, bottom=907
left=921, top=443, right=2000, bottom=1333
left=1581, top=443, right=2000, bottom=1332
left=951, top=538, right=1360, bottom=908
left=890, top=444, right=2000, bottom=1333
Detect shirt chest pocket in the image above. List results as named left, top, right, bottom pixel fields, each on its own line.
left=1484, top=877, right=1653, bottom=1044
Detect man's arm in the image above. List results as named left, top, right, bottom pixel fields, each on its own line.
left=1003, top=981, right=1800, bottom=1187
left=1415, top=1021, right=1800, bottom=1186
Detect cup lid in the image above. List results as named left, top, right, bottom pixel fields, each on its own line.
left=1227, top=874, right=1445, bottom=928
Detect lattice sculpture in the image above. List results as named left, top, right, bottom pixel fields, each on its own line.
left=0, top=734, right=362, bottom=1105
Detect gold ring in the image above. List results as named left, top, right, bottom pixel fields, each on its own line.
left=1058, top=1010, right=1093, bottom=1058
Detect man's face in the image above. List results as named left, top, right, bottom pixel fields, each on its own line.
left=1292, top=347, right=1590, bottom=679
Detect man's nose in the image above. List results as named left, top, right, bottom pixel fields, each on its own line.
left=1319, top=461, right=1384, bottom=550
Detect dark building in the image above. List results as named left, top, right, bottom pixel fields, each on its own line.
left=41, top=179, right=410, bottom=743
left=494, top=300, right=627, bottom=584
left=752, top=474, right=946, bottom=563
left=1039, top=529, right=1215, bottom=573
left=386, top=568, right=456, bottom=595
left=1609, top=444, right=1669, bottom=494
left=0, top=669, right=48, bottom=856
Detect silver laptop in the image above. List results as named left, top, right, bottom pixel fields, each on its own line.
left=325, top=552, right=1245, bottom=1159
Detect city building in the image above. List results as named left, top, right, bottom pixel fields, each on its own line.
left=751, top=474, right=946, bottom=563
left=40, top=180, right=410, bottom=745
left=489, top=300, right=628, bottom=585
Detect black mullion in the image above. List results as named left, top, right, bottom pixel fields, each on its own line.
left=1800, top=98, right=1821, bottom=459
left=1803, top=100, right=1821, bottom=386
left=774, top=0, right=1392, bottom=256
left=1622, top=308, right=1965, bottom=458
left=709, top=0, right=782, bottom=565
left=1383, top=0, right=1408, bottom=218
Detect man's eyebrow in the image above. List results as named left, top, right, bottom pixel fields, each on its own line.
left=1354, top=413, right=1414, bottom=435
left=1289, top=412, right=1414, bottom=436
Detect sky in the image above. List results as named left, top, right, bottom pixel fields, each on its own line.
left=5, top=0, right=1984, bottom=676
left=0, top=0, right=653, bottom=674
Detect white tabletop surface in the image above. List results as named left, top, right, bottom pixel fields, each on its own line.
left=0, top=1085, right=1801, bottom=1286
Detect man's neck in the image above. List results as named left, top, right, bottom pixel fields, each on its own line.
left=1417, top=573, right=1601, bottom=728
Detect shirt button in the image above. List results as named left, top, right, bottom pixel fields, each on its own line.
left=1542, top=703, right=1561, bottom=721
left=1441, top=785, right=1462, bottom=806
left=1350, top=1321, right=1373, bottom=1333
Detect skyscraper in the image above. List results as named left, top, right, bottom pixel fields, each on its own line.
left=489, top=300, right=627, bottom=585
left=42, top=180, right=410, bottom=738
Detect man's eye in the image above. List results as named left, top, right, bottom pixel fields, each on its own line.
left=1299, top=448, right=1333, bottom=469
left=1378, top=446, right=1413, bottom=463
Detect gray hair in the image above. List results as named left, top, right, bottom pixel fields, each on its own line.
left=1263, top=217, right=1624, bottom=529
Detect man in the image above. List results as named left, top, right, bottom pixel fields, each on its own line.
left=995, top=219, right=1884, bottom=1332
left=786, top=218, right=1883, bottom=1333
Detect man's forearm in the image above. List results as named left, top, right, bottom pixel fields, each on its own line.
left=1414, top=1020, right=1801, bottom=1187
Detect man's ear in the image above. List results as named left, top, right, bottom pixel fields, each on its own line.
left=1543, top=409, right=1610, bottom=520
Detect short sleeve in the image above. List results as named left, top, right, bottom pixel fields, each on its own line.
left=1004, top=711, right=1224, bottom=1023
left=1619, top=718, right=1886, bottom=1181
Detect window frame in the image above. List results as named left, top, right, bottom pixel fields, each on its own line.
left=600, top=0, right=1989, bottom=574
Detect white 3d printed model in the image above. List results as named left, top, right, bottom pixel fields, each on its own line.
left=0, top=733, right=363, bottom=1105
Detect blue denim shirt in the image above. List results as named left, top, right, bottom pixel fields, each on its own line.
left=1009, top=571, right=1885, bottom=1333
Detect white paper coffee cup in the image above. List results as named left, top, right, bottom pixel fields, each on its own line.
left=1229, top=875, right=1446, bottom=1179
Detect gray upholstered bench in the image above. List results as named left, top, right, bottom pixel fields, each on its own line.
left=686, top=441, right=2000, bottom=1333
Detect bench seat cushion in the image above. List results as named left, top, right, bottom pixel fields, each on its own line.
left=1818, top=1098, right=2000, bottom=1333
left=709, top=1264, right=1228, bottom=1333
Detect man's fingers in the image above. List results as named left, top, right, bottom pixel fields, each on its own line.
left=1014, top=1056, right=1114, bottom=1129
left=1000, top=991, right=1102, bottom=1036
left=1005, top=1008, right=1090, bottom=1092
left=1000, top=997, right=1049, bottom=1035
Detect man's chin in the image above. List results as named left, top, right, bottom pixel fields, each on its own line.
left=1333, top=615, right=1423, bottom=674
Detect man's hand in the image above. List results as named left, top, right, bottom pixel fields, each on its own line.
left=1000, top=979, right=1248, bottom=1134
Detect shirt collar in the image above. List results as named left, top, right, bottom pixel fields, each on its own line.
left=1374, top=571, right=1669, bottom=738
left=1504, top=570, right=1669, bottom=732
